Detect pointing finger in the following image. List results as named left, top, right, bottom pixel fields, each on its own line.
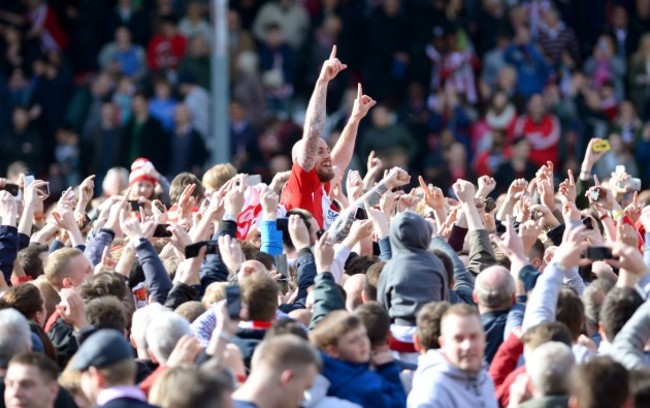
left=330, top=45, right=337, bottom=59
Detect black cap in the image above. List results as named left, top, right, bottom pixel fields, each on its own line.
left=70, top=330, right=133, bottom=371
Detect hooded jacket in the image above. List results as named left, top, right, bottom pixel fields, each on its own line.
left=378, top=212, right=448, bottom=326
left=407, top=350, right=497, bottom=408
left=321, top=353, right=406, bottom=408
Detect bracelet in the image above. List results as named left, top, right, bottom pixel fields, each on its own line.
left=612, top=210, right=625, bottom=221
left=599, top=213, right=610, bottom=221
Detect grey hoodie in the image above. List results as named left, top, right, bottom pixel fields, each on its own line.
left=407, top=350, right=497, bottom=408
left=378, top=212, right=448, bottom=326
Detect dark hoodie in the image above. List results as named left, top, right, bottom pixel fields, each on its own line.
left=377, top=212, right=448, bottom=326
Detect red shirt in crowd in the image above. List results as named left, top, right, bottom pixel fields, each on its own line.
left=146, top=34, right=187, bottom=71
left=513, top=113, right=561, bottom=167
left=280, top=162, right=339, bottom=230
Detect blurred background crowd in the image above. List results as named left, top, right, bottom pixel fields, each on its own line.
left=1, top=0, right=650, bottom=197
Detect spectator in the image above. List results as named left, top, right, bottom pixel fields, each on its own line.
left=361, top=105, right=417, bottom=171
left=607, top=6, right=634, bottom=60
left=377, top=212, right=448, bottom=360
left=309, top=311, right=406, bottom=407
left=70, top=329, right=156, bottom=408
left=233, top=335, right=321, bottom=407
left=232, top=51, right=266, bottom=130
left=148, top=78, right=178, bottom=132
left=628, top=33, right=650, bottom=120
left=569, top=356, right=630, bottom=408
left=178, top=2, right=211, bottom=45
left=4, top=353, right=59, bottom=408
left=98, top=26, right=147, bottom=80
left=146, top=15, right=187, bottom=73
left=119, top=91, right=170, bottom=173
left=407, top=303, right=497, bottom=408
left=103, top=0, right=152, bottom=47
left=514, top=342, right=575, bottom=407
left=252, top=0, right=310, bottom=51
left=513, top=94, right=561, bottom=167
left=167, top=104, right=207, bottom=178
left=177, top=71, right=210, bottom=142
left=258, top=23, right=296, bottom=117
left=1, top=106, right=43, bottom=175
left=583, top=34, right=626, bottom=102
left=84, top=102, right=122, bottom=186
left=537, top=7, right=580, bottom=67
left=178, top=36, right=211, bottom=91
left=504, top=24, right=551, bottom=99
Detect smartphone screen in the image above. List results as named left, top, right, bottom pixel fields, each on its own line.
left=354, top=207, right=368, bottom=220
left=245, top=174, right=262, bottom=186
left=586, top=246, right=614, bottom=261
left=274, top=254, right=288, bottom=279
left=225, top=285, right=241, bottom=319
left=1, top=183, right=20, bottom=197
left=184, top=240, right=219, bottom=258
left=153, top=224, right=173, bottom=238
left=276, top=218, right=289, bottom=232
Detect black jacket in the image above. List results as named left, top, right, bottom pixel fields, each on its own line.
left=119, top=116, right=170, bottom=174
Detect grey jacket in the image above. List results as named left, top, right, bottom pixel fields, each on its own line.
left=407, top=350, right=498, bottom=408
left=378, top=212, right=448, bottom=325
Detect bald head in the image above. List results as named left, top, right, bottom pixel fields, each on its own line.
left=344, top=274, right=366, bottom=312
left=238, top=260, right=268, bottom=281
left=291, top=138, right=335, bottom=182
left=474, top=266, right=515, bottom=311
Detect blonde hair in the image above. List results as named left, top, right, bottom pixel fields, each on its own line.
left=44, top=248, right=83, bottom=290
left=202, top=163, right=237, bottom=192
left=201, top=282, right=229, bottom=308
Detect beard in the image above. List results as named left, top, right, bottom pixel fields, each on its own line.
left=316, top=164, right=335, bottom=183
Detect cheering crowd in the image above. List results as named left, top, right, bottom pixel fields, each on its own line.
left=3, top=0, right=650, bottom=408
left=0, top=39, right=648, bottom=408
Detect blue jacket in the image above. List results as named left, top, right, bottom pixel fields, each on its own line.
left=321, top=353, right=406, bottom=408
left=0, top=226, right=18, bottom=284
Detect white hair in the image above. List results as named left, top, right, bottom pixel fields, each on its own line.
left=0, top=308, right=32, bottom=361
left=527, top=341, right=575, bottom=398
left=131, top=303, right=167, bottom=351
left=145, top=311, right=192, bottom=363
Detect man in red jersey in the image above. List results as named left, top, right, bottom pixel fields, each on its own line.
left=281, top=45, right=376, bottom=229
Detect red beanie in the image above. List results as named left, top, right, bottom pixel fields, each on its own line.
left=129, top=158, right=158, bottom=186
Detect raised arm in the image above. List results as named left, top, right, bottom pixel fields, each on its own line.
left=330, top=83, right=376, bottom=178
left=297, top=45, right=347, bottom=171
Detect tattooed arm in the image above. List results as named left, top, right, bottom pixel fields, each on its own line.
left=297, top=45, right=347, bottom=172
left=330, top=83, right=376, bottom=180
left=328, top=167, right=411, bottom=243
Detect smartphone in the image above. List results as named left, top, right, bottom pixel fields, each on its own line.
left=225, top=285, right=242, bottom=319
left=245, top=174, right=262, bottom=186
left=24, top=175, right=49, bottom=196
left=592, top=140, right=610, bottom=153
left=184, top=240, right=219, bottom=258
left=276, top=217, right=289, bottom=232
left=630, top=178, right=642, bottom=191
left=1, top=183, right=20, bottom=197
left=581, top=217, right=594, bottom=230
left=354, top=207, right=368, bottom=220
left=484, top=197, right=496, bottom=213
left=275, top=254, right=289, bottom=279
left=129, top=200, right=142, bottom=211
left=153, top=224, right=173, bottom=238
left=586, top=246, right=614, bottom=261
